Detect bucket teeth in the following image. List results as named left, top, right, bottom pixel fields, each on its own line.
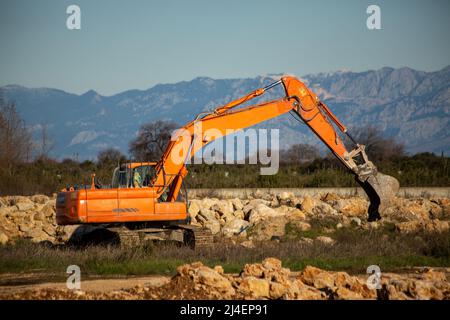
left=356, top=172, right=400, bottom=221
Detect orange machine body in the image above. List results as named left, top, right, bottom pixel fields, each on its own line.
left=56, top=162, right=188, bottom=225
left=56, top=187, right=187, bottom=225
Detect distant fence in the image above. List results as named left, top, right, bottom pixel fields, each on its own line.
left=187, top=187, right=450, bottom=199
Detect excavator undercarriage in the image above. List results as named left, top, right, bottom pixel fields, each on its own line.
left=68, top=222, right=214, bottom=248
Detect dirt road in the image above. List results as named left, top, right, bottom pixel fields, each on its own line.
left=0, top=273, right=170, bottom=295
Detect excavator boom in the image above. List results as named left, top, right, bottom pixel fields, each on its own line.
left=281, top=77, right=399, bottom=220
left=155, top=76, right=399, bottom=221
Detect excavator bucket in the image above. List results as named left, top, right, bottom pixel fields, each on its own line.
left=356, top=172, right=400, bottom=221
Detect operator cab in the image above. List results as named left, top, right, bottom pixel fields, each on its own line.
left=111, top=162, right=157, bottom=188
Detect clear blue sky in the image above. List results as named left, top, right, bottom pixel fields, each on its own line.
left=1, top=0, right=449, bottom=95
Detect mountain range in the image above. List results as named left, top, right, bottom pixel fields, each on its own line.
left=1, top=65, right=449, bottom=160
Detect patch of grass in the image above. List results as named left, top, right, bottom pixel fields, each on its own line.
left=87, top=259, right=185, bottom=276
left=308, top=215, right=342, bottom=230
left=284, top=255, right=450, bottom=274
left=1, top=229, right=449, bottom=278
left=284, top=222, right=323, bottom=240
left=380, top=221, right=397, bottom=234
left=420, top=231, right=450, bottom=258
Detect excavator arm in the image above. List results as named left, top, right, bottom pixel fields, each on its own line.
left=153, top=76, right=399, bottom=221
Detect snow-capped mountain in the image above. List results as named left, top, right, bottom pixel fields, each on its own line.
left=1, top=66, right=449, bottom=160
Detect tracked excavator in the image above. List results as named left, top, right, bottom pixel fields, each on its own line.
left=56, top=76, right=399, bottom=248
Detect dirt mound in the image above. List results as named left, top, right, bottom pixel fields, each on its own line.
left=0, top=195, right=74, bottom=244
left=3, top=258, right=449, bottom=300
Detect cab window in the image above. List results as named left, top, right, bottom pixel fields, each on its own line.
left=132, top=165, right=156, bottom=187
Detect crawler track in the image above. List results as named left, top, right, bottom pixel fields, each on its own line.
left=109, top=225, right=213, bottom=249
left=108, top=226, right=142, bottom=247
left=177, top=225, right=214, bottom=249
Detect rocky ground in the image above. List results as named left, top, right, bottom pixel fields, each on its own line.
left=188, top=192, right=450, bottom=244
left=1, top=258, right=449, bottom=300
left=1, top=191, right=449, bottom=245
left=0, top=191, right=450, bottom=300
left=0, top=195, right=75, bottom=245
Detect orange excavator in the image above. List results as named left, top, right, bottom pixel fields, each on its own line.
left=56, top=76, right=399, bottom=247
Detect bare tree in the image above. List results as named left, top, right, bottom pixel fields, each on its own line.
left=129, top=120, right=179, bottom=161
left=280, top=143, right=321, bottom=164
left=350, top=125, right=405, bottom=161
left=0, top=100, right=33, bottom=174
left=36, top=123, right=55, bottom=160
left=97, top=147, right=127, bottom=166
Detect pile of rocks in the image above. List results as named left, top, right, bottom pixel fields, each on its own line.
left=0, top=195, right=75, bottom=245
left=3, top=258, right=449, bottom=300
left=188, top=192, right=450, bottom=241
left=155, top=258, right=450, bottom=300
left=145, top=257, right=376, bottom=300
left=188, top=194, right=331, bottom=239
left=1, top=192, right=449, bottom=245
